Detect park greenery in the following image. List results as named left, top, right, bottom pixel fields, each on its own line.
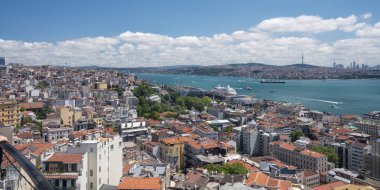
left=289, top=130, right=304, bottom=142
left=204, top=163, right=249, bottom=175
left=133, top=84, right=212, bottom=120
left=311, top=146, right=340, bottom=165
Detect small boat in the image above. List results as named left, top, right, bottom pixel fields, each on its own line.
left=245, top=86, right=252, bottom=90
left=330, top=105, right=337, bottom=108
left=260, top=79, right=285, bottom=84
left=270, top=90, right=276, bottom=93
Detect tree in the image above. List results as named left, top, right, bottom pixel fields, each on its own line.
left=311, top=146, right=340, bottom=165
left=205, top=163, right=248, bottom=175
left=36, top=80, right=49, bottom=89
left=289, top=130, right=304, bottom=142
left=223, top=163, right=249, bottom=175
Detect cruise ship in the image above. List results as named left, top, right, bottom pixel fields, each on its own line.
left=210, top=85, right=237, bottom=96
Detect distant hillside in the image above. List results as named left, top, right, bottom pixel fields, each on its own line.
left=284, top=64, right=321, bottom=68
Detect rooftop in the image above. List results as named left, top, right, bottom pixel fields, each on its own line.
left=117, top=177, right=162, bottom=190
left=46, top=153, right=83, bottom=164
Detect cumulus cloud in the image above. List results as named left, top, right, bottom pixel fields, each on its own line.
left=0, top=14, right=379, bottom=67
left=255, top=15, right=358, bottom=33
left=356, top=22, right=380, bottom=37
left=361, top=13, right=372, bottom=19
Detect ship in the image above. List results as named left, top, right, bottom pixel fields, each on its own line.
left=210, top=85, right=237, bottom=96
left=260, top=79, right=285, bottom=84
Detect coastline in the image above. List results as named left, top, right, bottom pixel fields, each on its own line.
left=134, top=73, right=380, bottom=115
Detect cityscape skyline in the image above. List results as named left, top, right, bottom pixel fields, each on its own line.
left=1, top=1, right=380, bottom=67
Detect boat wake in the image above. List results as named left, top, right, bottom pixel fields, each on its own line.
left=296, top=97, right=343, bottom=105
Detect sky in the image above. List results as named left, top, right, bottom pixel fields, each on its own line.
left=1, top=0, right=380, bottom=67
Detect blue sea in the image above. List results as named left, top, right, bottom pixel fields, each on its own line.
left=136, top=73, right=380, bottom=115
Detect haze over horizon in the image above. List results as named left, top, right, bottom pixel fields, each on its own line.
left=1, top=0, right=380, bottom=68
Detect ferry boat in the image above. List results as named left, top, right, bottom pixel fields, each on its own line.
left=211, top=85, right=237, bottom=96
left=260, top=79, right=285, bottom=84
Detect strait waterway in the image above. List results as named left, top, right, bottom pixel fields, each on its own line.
left=136, top=73, right=380, bottom=115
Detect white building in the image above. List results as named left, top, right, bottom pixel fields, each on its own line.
left=67, top=134, right=123, bottom=190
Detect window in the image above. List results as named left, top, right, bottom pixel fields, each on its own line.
left=90, top=148, right=94, bottom=152
left=90, top=169, right=93, bottom=176
left=90, top=182, right=93, bottom=189
left=99, top=178, right=101, bottom=185
left=99, top=166, right=101, bottom=172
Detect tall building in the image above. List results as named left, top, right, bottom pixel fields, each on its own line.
left=347, top=142, right=371, bottom=173
left=67, top=135, right=123, bottom=190
left=370, top=138, right=380, bottom=179
left=240, top=126, right=279, bottom=156
left=0, top=98, right=20, bottom=127
left=0, top=57, right=5, bottom=65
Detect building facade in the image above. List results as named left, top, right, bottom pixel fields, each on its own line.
left=269, top=141, right=328, bottom=173
left=0, top=98, right=20, bottom=127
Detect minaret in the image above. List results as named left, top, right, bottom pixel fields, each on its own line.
left=302, top=52, right=304, bottom=65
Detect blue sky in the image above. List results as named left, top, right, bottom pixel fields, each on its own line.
left=0, top=0, right=380, bottom=67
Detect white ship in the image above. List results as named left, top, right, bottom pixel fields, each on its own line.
left=211, top=85, right=237, bottom=96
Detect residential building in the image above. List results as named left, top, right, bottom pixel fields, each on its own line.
left=356, top=121, right=380, bottom=137
left=347, top=142, right=371, bottom=172
left=43, top=153, right=88, bottom=190
left=303, top=170, right=320, bottom=187
left=43, top=127, right=73, bottom=142
left=269, top=141, right=328, bottom=173
left=159, top=135, right=198, bottom=170
left=119, top=120, right=148, bottom=142
left=74, top=118, right=96, bottom=131
left=184, top=138, right=235, bottom=168
left=67, top=135, right=123, bottom=190
left=193, top=124, right=218, bottom=140
left=60, top=106, right=82, bottom=127
left=370, top=138, right=380, bottom=180
left=0, top=98, right=20, bottom=127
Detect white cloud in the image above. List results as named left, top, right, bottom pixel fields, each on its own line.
left=356, top=22, right=380, bottom=37
left=255, top=15, right=358, bottom=33
left=361, top=13, right=372, bottom=19
left=0, top=14, right=380, bottom=67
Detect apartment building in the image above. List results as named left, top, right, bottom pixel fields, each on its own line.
left=43, top=153, right=88, bottom=190
left=269, top=141, right=328, bottom=173
left=0, top=98, right=20, bottom=127
left=43, top=127, right=73, bottom=142
left=159, top=134, right=198, bottom=170
left=193, top=124, right=218, bottom=140
left=67, top=134, right=123, bottom=190
left=60, top=106, right=82, bottom=127
left=184, top=138, right=235, bottom=168
left=348, top=142, right=371, bottom=173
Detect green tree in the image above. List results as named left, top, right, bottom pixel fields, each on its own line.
left=311, top=146, right=340, bottom=165
left=289, top=130, right=304, bottom=142
left=223, top=163, right=249, bottom=175
left=205, top=163, right=248, bottom=175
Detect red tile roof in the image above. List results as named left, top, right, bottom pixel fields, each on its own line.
left=19, top=102, right=45, bottom=109
left=15, top=143, right=55, bottom=156
left=313, top=181, right=346, bottom=190
left=46, top=153, right=83, bottom=164
left=245, top=172, right=292, bottom=190
left=118, top=177, right=162, bottom=190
